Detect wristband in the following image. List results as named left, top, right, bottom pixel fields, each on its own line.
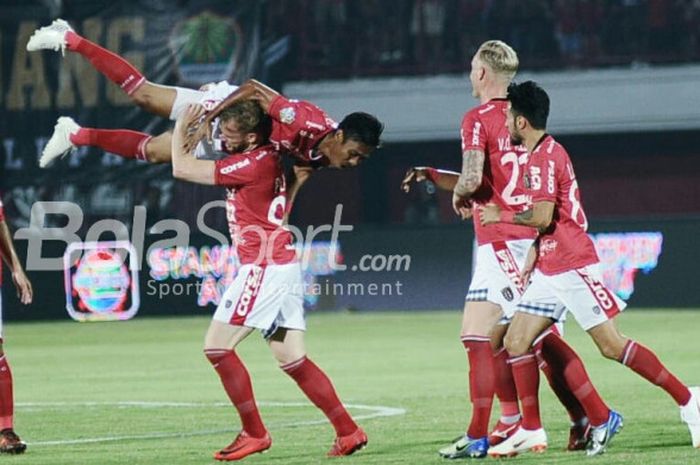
left=424, top=167, right=440, bottom=183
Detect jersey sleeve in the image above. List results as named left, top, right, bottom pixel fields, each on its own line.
left=530, top=152, right=559, bottom=203
left=214, top=154, right=257, bottom=188
left=460, top=110, right=487, bottom=153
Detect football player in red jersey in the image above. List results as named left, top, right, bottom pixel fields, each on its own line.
left=402, top=41, right=608, bottom=458
left=480, top=80, right=700, bottom=456
left=28, top=19, right=383, bottom=170
left=170, top=101, right=366, bottom=461
left=0, top=201, right=33, bottom=454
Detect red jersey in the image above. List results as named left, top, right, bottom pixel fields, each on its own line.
left=214, top=146, right=297, bottom=265
left=526, top=134, right=599, bottom=275
left=268, top=95, right=337, bottom=163
left=461, top=99, right=537, bottom=245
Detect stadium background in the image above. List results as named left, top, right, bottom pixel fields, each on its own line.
left=1, top=0, right=700, bottom=322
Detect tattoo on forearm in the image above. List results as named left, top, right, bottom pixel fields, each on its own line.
left=454, top=149, right=485, bottom=197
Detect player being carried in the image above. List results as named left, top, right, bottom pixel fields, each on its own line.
left=28, top=19, right=383, bottom=170
left=168, top=99, right=367, bottom=461
left=402, top=40, right=615, bottom=458
left=479, top=80, right=700, bottom=455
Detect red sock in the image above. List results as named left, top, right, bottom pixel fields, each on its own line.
left=204, top=349, right=267, bottom=438
left=509, top=353, right=541, bottom=430
left=493, top=348, right=520, bottom=419
left=619, top=340, right=691, bottom=406
left=70, top=128, right=151, bottom=160
left=282, top=357, right=357, bottom=437
left=0, top=356, right=13, bottom=430
left=537, top=332, right=609, bottom=426
left=462, top=336, right=495, bottom=438
left=65, top=31, right=145, bottom=95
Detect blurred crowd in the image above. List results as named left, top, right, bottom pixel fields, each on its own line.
left=264, top=0, right=700, bottom=80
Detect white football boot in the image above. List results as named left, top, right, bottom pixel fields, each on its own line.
left=26, top=19, right=74, bottom=56
left=487, top=426, right=547, bottom=458
left=681, top=386, right=700, bottom=448
left=40, top=117, right=81, bottom=168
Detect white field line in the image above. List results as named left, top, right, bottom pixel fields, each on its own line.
left=17, top=401, right=406, bottom=447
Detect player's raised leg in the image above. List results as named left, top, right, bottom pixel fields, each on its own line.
left=40, top=118, right=174, bottom=167
left=204, top=321, right=271, bottom=462
left=588, top=319, right=700, bottom=448
left=269, top=328, right=367, bottom=457
left=27, top=19, right=177, bottom=117
left=41, top=118, right=174, bottom=166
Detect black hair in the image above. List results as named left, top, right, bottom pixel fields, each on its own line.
left=507, top=81, right=550, bottom=130
left=338, top=112, right=384, bottom=149
left=219, top=100, right=272, bottom=139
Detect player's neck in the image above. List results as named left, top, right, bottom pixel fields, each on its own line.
left=316, top=133, right=333, bottom=159
left=524, top=130, right=547, bottom=153
left=478, top=82, right=508, bottom=104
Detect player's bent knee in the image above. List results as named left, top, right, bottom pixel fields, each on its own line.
left=598, top=342, right=624, bottom=360
left=504, top=332, right=529, bottom=357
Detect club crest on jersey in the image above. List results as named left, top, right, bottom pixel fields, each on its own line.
left=279, top=107, right=296, bottom=124
left=539, top=238, right=558, bottom=256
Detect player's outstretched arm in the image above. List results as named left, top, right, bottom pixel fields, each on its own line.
left=401, top=167, right=459, bottom=193
left=0, top=220, right=32, bottom=305
left=478, top=201, right=555, bottom=233
left=172, top=104, right=216, bottom=185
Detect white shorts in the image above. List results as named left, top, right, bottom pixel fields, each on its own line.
left=213, top=262, right=305, bottom=338
left=169, top=81, right=239, bottom=160
left=517, top=264, right=627, bottom=331
left=466, top=239, right=534, bottom=318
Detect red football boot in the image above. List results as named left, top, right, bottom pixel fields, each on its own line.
left=214, top=430, right=271, bottom=461
left=489, top=419, right=521, bottom=446
left=567, top=422, right=592, bottom=451
left=328, top=427, right=368, bottom=457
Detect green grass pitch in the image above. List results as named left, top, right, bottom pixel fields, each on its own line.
left=4, top=309, right=699, bottom=464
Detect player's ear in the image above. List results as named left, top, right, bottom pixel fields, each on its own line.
left=334, top=129, right=345, bottom=144
left=246, top=132, right=259, bottom=145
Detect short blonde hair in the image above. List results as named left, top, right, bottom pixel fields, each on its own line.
left=476, top=40, right=518, bottom=80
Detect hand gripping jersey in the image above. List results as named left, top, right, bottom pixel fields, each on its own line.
left=526, top=134, right=599, bottom=275
left=461, top=99, right=537, bottom=245
left=214, top=146, right=297, bottom=266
